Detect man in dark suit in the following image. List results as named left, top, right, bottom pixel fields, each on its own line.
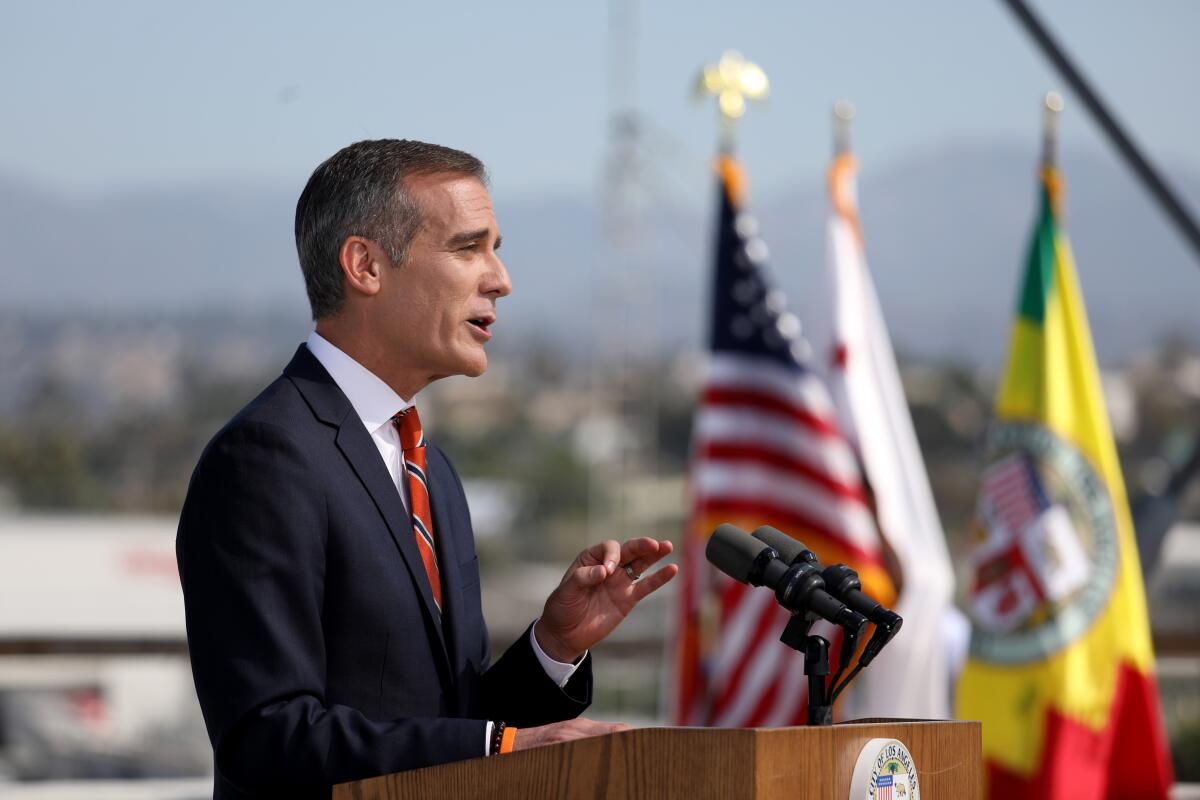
left=176, top=139, right=676, bottom=798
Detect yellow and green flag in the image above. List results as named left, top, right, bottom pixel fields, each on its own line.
left=957, top=165, right=1173, bottom=797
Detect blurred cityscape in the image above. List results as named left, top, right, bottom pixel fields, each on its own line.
left=0, top=311, right=1197, bottom=791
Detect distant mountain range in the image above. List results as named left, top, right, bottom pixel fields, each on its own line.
left=3, top=140, right=1198, bottom=366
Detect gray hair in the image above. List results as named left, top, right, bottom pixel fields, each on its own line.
left=294, top=139, right=488, bottom=320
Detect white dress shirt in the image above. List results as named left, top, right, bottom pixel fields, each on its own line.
left=306, top=331, right=414, bottom=511
left=305, top=332, right=581, bottom=748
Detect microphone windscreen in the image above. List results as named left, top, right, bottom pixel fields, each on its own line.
left=751, top=525, right=810, bottom=565
left=705, top=524, right=768, bottom=584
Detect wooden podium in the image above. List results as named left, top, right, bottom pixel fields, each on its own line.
left=334, top=720, right=981, bottom=799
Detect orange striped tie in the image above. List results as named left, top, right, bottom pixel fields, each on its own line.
left=393, top=408, right=442, bottom=612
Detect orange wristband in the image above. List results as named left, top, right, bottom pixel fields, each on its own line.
left=500, top=725, right=518, bottom=754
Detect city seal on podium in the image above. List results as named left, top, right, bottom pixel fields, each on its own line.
left=848, top=738, right=920, bottom=800
left=964, top=422, right=1119, bottom=664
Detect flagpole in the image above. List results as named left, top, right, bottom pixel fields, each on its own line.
left=1041, top=91, right=1063, bottom=169
left=833, top=100, right=855, bottom=157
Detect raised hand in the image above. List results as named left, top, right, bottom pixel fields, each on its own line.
left=533, top=537, right=678, bottom=663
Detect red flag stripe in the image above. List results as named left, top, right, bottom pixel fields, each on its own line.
left=761, top=646, right=809, bottom=727
left=713, top=632, right=791, bottom=725
left=696, top=498, right=879, bottom=566
left=711, top=583, right=775, bottom=684
left=710, top=593, right=781, bottom=716
left=694, top=407, right=861, bottom=482
left=741, top=655, right=786, bottom=727
left=719, top=576, right=750, bottom=617
left=705, top=353, right=836, bottom=417
left=693, top=466, right=877, bottom=549
left=702, top=387, right=841, bottom=437
left=699, top=441, right=868, bottom=502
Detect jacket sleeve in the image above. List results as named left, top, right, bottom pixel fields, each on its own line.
left=425, top=446, right=593, bottom=728
left=177, top=420, right=485, bottom=795
left=479, top=624, right=593, bottom=727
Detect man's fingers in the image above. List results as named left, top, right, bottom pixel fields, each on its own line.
left=578, top=538, right=674, bottom=580
left=617, top=537, right=661, bottom=565
left=572, top=564, right=608, bottom=586
left=512, top=718, right=632, bottom=751
left=601, top=539, right=621, bottom=574
left=575, top=537, right=674, bottom=585
left=631, top=563, right=678, bottom=602
left=584, top=539, right=621, bottom=572
left=573, top=539, right=621, bottom=581
left=579, top=718, right=631, bottom=735
left=621, top=539, right=673, bottom=579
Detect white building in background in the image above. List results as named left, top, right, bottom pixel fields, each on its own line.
left=0, top=515, right=210, bottom=787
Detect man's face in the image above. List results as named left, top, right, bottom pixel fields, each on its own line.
left=377, top=172, right=511, bottom=387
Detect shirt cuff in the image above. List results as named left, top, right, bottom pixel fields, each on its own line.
left=484, top=720, right=493, bottom=756
left=530, top=619, right=584, bottom=688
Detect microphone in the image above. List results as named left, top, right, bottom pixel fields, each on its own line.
left=752, top=526, right=902, bottom=627
left=750, top=525, right=903, bottom=666
left=705, top=524, right=867, bottom=635
left=820, top=564, right=903, bottom=666
left=820, top=564, right=902, bottom=628
left=751, top=525, right=819, bottom=566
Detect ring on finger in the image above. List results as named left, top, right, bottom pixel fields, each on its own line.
left=623, top=563, right=641, bottom=581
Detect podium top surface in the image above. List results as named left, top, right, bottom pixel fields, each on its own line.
left=336, top=720, right=981, bottom=800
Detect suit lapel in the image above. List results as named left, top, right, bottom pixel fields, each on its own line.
left=285, top=346, right=452, bottom=677
left=334, top=421, right=448, bottom=645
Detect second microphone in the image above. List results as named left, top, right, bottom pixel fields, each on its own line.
left=705, top=523, right=868, bottom=636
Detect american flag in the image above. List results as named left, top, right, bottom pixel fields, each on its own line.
left=669, top=155, right=891, bottom=727
left=980, top=453, right=1048, bottom=538
left=876, top=774, right=894, bottom=800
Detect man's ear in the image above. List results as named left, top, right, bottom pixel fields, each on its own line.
left=338, top=236, right=385, bottom=298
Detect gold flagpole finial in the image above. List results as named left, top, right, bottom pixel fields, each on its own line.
left=694, top=50, right=769, bottom=152
left=1043, top=91, right=1064, bottom=168
left=833, top=100, right=856, bottom=157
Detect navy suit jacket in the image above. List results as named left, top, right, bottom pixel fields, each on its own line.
left=177, top=345, right=591, bottom=798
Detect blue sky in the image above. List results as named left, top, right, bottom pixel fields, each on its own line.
left=2, top=0, right=1197, bottom=203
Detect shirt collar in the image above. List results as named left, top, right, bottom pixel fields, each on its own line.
left=305, top=331, right=412, bottom=435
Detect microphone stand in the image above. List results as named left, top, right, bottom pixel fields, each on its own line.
left=804, top=636, right=833, bottom=726
left=778, top=615, right=827, bottom=725
left=778, top=611, right=865, bottom=726
left=704, top=525, right=896, bottom=725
